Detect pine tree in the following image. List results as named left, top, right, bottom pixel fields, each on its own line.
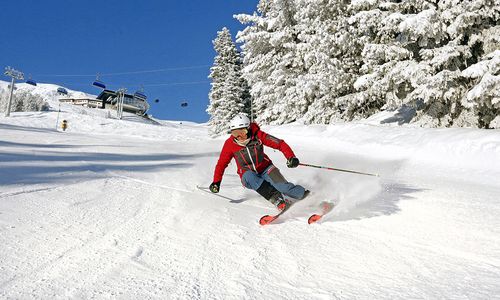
left=349, top=0, right=500, bottom=127
left=462, top=49, right=500, bottom=128
left=347, top=0, right=435, bottom=121
left=236, top=0, right=300, bottom=124
left=207, top=27, right=251, bottom=134
left=0, top=88, right=49, bottom=113
left=297, top=0, right=357, bottom=124
left=235, top=0, right=499, bottom=128
left=237, top=0, right=355, bottom=124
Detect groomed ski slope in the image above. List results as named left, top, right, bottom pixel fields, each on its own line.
left=1, top=109, right=499, bottom=299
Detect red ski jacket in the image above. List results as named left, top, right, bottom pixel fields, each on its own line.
left=212, top=123, right=296, bottom=184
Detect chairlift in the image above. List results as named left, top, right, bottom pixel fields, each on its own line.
left=154, top=99, right=159, bottom=103
left=134, top=91, right=147, bottom=100
left=180, top=101, right=188, bottom=107
left=26, top=75, right=37, bottom=86
left=92, top=74, right=106, bottom=89
left=57, top=87, right=68, bottom=95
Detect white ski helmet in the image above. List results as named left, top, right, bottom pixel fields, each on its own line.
left=229, top=114, right=250, bottom=131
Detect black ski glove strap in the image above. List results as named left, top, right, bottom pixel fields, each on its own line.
left=287, top=157, right=300, bottom=168
left=209, top=181, right=221, bottom=193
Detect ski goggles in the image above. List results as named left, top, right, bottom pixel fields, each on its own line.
left=230, top=128, right=248, bottom=137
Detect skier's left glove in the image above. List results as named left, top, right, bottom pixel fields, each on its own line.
left=287, top=157, right=300, bottom=168
left=209, top=181, right=221, bottom=193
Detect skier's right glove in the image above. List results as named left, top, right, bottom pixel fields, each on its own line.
left=209, top=181, right=221, bottom=193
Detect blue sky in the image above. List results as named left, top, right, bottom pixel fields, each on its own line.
left=0, top=0, right=257, bottom=122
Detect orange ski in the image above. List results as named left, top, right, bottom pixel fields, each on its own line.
left=259, top=204, right=291, bottom=225
left=308, top=202, right=334, bottom=224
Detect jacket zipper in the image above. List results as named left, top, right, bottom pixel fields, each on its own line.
left=246, top=146, right=257, bottom=172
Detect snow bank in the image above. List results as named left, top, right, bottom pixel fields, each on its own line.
left=268, top=122, right=500, bottom=187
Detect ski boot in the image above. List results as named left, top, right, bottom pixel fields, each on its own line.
left=275, top=190, right=309, bottom=211
left=272, top=195, right=292, bottom=211
left=256, top=181, right=290, bottom=210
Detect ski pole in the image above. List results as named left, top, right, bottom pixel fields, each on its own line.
left=196, top=185, right=242, bottom=202
left=299, top=163, right=379, bottom=177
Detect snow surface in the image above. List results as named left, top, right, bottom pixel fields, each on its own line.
left=0, top=80, right=97, bottom=101
left=1, top=90, right=500, bottom=299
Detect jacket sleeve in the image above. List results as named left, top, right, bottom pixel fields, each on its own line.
left=257, top=129, right=295, bottom=160
left=213, top=139, right=233, bottom=183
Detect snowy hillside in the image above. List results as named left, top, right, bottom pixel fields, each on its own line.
left=0, top=79, right=165, bottom=128
left=1, top=101, right=500, bottom=298
left=0, top=80, right=96, bottom=103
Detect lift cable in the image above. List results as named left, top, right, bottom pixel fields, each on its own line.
left=35, top=64, right=211, bottom=77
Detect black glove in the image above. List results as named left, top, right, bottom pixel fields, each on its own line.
left=287, top=157, right=300, bottom=168
left=209, top=181, right=221, bottom=193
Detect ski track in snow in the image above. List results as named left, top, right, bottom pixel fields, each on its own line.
left=1, top=111, right=500, bottom=299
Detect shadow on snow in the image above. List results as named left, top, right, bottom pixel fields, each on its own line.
left=0, top=143, right=217, bottom=186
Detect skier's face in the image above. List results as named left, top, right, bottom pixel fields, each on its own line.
left=231, top=128, right=248, bottom=141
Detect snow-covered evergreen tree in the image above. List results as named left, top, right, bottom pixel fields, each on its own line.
left=236, top=0, right=300, bottom=124
left=234, top=0, right=499, bottom=128
left=0, top=88, right=49, bottom=113
left=207, top=27, right=251, bottom=134
left=408, top=0, right=499, bottom=128
left=298, top=0, right=360, bottom=124
left=462, top=49, right=500, bottom=128
left=349, top=0, right=500, bottom=127
left=237, top=0, right=355, bottom=125
left=348, top=1, right=439, bottom=121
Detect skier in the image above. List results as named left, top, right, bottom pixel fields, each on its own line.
left=209, top=114, right=309, bottom=210
left=61, top=120, right=68, bottom=131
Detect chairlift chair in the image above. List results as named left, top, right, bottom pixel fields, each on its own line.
left=134, top=91, right=147, bottom=100
left=93, top=80, right=106, bottom=89
left=26, top=79, right=37, bottom=86
left=57, top=87, right=68, bottom=95
left=180, top=101, right=188, bottom=107
left=92, top=74, right=106, bottom=89
left=26, top=75, right=37, bottom=86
